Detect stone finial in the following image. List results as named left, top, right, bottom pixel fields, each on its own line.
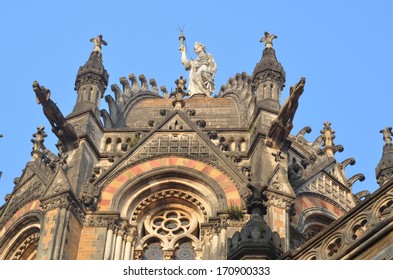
left=31, top=126, right=47, bottom=160
left=320, top=121, right=343, bottom=157
left=260, top=31, right=277, bottom=48
left=90, top=34, right=107, bottom=53
left=171, top=76, right=187, bottom=109
left=380, top=127, right=393, bottom=144
left=321, top=121, right=334, bottom=147
left=246, top=182, right=268, bottom=216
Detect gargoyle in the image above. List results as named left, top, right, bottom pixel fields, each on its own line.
left=33, top=81, right=79, bottom=151
left=267, top=77, right=306, bottom=149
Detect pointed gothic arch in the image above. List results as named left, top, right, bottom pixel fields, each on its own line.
left=96, top=155, right=245, bottom=259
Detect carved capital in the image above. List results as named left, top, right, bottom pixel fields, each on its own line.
left=40, top=192, right=85, bottom=224
left=84, top=214, right=119, bottom=228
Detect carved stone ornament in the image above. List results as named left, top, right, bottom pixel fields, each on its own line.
left=90, top=34, right=107, bottom=53
left=125, top=133, right=219, bottom=165
left=265, top=192, right=293, bottom=209
left=131, top=189, right=208, bottom=223
left=40, top=192, right=85, bottom=224
left=260, top=31, right=277, bottom=48
left=32, top=81, right=79, bottom=152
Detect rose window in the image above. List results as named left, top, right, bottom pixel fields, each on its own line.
left=150, top=211, right=192, bottom=237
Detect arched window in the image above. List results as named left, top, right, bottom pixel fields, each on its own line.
left=142, top=238, right=163, bottom=260
left=174, top=240, right=196, bottom=260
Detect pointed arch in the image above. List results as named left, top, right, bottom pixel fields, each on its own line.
left=98, top=156, right=243, bottom=212
left=0, top=211, right=42, bottom=260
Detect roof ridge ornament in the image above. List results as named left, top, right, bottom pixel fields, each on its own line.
left=260, top=31, right=277, bottom=48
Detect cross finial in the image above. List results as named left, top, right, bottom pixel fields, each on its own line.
left=90, top=34, right=107, bottom=53
left=260, top=31, right=277, bottom=48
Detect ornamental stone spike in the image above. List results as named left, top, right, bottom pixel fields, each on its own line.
left=31, top=126, right=47, bottom=161
left=320, top=121, right=343, bottom=157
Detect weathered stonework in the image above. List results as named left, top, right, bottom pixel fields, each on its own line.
left=0, top=32, right=391, bottom=260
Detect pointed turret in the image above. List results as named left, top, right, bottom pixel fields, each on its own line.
left=252, top=32, right=286, bottom=111
left=376, top=127, right=393, bottom=186
left=72, top=35, right=109, bottom=119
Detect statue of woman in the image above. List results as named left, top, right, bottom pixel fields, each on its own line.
left=179, top=42, right=217, bottom=97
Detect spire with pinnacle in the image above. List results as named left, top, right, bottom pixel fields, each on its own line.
left=252, top=32, right=286, bottom=110
left=72, top=35, right=109, bottom=119
left=376, top=127, right=393, bottom=186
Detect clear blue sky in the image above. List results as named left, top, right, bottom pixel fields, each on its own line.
left=0, top=0, right=392, bottom=202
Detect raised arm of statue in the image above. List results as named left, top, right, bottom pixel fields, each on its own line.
left=179, top=44, right=191, bottom=70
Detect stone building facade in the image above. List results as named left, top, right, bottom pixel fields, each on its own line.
left=0, top=33, right=392, bottom=260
